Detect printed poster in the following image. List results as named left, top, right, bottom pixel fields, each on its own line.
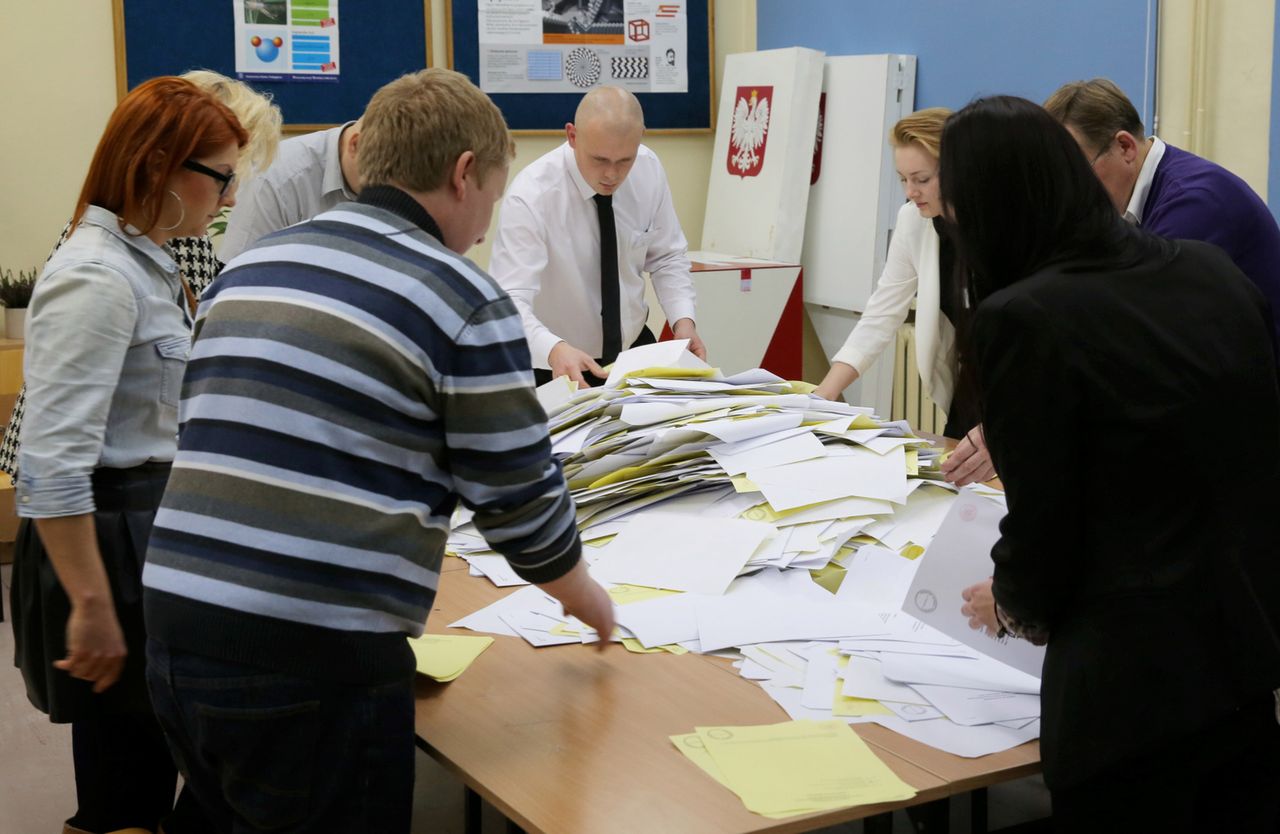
left=479, top=0, right=687, bottom=94
left=234, top=0, right=341, bottom=83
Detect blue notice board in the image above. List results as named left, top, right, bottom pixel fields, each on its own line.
left=114, top=0, right=433, bottom=127
left=448, top=0, right=714, bottom=133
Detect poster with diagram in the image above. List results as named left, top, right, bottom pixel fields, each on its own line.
left=234, top=0, right=341, bottom=82
left=478, top=0, right=686, bottom=94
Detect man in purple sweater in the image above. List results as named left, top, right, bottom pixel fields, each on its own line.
left=1046, top=78, right=1280, bottom=343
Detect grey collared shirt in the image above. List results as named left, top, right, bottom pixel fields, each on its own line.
left=219, top=121, right=358, bottom=261
left=17, top=206, right=189, bottom=517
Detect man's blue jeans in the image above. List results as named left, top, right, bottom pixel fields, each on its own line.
left=146, top=639, right=416, bottom=833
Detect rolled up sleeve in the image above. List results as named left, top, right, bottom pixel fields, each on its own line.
left=17, top=262, right=136, bottom=517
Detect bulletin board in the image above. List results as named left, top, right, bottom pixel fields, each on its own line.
left=111, top=0, right=434, bottom=130
left=447, top=0, right=714, bottom=134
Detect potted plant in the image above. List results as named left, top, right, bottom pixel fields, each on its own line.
left=0, top=268, right=37, bottom=340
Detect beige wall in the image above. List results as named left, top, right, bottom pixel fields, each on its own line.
left=0, top=1, right=755, bottom=274
left=1157, top=0, right=1275, bottom=198
left=0, top=1, right=117, bottom=272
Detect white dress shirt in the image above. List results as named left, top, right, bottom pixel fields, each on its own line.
left=831, top=201, right=956, bottom=411
left=490, top=142, right=696, bottom=368
left=220, top=122, right=358, bottom=260
left=1124, top=136, right=1167, bottom=224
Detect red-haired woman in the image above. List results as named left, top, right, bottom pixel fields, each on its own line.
left=11, top=76, right=245, bottom=834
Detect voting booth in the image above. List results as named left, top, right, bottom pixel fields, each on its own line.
left=802, top=55, right=917, bottom=416
left=657, top=47, right=824, bottom=379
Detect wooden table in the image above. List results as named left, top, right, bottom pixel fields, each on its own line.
left=414, top=560, right=1040, bottom=834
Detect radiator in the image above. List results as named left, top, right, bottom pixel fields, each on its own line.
left=891, top=324, right=948, bottom=435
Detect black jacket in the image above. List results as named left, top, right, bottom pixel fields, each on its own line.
left=972, top=238, right=1280, bottom=789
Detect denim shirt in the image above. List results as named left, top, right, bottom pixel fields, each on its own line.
left=17, top=206, right=189, bottom=517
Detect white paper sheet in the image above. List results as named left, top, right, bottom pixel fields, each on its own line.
left=604, top=339, right=711, bottom=387
left=909, top=684, right=1041, bottom=727
left=449, top=586, right=562, bottom=638
left=755, top=495, right=895, bottom=526
left=498, top=610, right=580, bottom=647
left=838, top=656, right=929, bottom=705
left=695, top=582, right=886, bottom=651
left=800, top=646, right=842, bottom=710
left=868, top=715, right=1041, bottom=758
left=759, top=683, right=880, bottom=725
left=612, top=592, right=701, bottom=647
left=689, top=412, right=806, bottom=444
left=460, top=554, right=530, bottom=587
left=879, top=701, right=945, bottom=722
left=873, top=485, right=957, bottom=550
left=879, top=653, right=1041, bottom=696
left=709, top=432, right=827, bottom=476
left=834, top=545, right=923, bottom=610
left=535, top=374, right=579, bottom=414
left=592, top=513, right=775, bottom=595
left=749, top=446, right=909, bottom=510
left=902, top=489, right=1046, bottom=677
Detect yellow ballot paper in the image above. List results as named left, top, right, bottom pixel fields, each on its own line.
left=670, top=733, right=805, bottom=820
left=681, top=720, right=916, bottom=818
left=408, top=634, right=494, bottom=682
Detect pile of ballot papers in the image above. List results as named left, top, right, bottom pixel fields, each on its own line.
left=445, top=340, right=1041, bottom=765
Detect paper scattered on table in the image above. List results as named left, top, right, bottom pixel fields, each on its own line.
left=446, top=344, right=1043, bottom=760
left=592, top=512, right=775, bottom=595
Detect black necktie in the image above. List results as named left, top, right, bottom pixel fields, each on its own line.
left=593, top=193, right=622, bottom=365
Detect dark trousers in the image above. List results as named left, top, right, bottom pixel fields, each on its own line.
left=1050, top=694, right=1280, bottom=833
left=533, top=325, right=656, bottom=388
left=68, top=715, right=209, bottom=834
left=11, top=463, right=208, bottom=832
left=146, top=640, right=417, bottom=834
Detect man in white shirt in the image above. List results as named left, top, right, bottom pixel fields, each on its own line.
left=220, top=119, right=363, bottom=260
left=490, top=86, right=703, bottom=387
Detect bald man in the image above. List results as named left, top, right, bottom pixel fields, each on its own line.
left=491, top=86, right=703, bottom=387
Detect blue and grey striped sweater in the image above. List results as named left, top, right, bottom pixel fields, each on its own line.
left=143, top=186, right=581, bottom=683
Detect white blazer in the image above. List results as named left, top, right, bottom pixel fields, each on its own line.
left=831, top=201, right=957, bottom=411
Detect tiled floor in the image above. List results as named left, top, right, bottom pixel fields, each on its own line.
left=0, top=562, right=1050, bottom=833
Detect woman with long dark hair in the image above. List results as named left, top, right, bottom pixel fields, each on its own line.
left=947, top=96, right=1280, bottom=831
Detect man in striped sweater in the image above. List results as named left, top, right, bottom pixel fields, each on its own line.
left=141, top=69, right=615, bottom=834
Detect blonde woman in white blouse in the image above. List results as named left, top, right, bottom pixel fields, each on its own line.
left=813, top=108, right=994, bottom=484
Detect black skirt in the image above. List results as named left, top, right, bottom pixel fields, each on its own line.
left=10, top=462, right=171, bottom=723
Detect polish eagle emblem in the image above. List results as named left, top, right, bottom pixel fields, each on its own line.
left=727, top=85, right=773, bottom=178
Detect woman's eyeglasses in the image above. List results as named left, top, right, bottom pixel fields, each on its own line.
left=182, top=159, right=237, bottom=198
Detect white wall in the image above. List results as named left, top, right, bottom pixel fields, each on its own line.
left=0, top=1, right=117, bottom=271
